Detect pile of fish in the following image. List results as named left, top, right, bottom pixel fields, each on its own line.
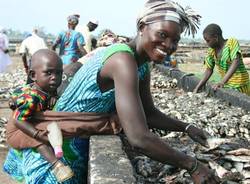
left=127, top=67, right=250, bottom=184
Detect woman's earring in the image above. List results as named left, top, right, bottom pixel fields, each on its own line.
left=139, top=32, right=142, bottom=36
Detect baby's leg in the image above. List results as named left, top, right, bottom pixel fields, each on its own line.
left=37, top=144, right=74, bottom=182
left=36, top=144, right=57, bottom=164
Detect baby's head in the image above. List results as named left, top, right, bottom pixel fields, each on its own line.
left=29, top=49, right=63, bottom=94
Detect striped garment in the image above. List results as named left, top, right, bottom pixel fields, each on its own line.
left=55, top=43, right=149, bottom=113
left=205, top=38, right=250, bottom=95
left=3, top=43, right=149, bottom=184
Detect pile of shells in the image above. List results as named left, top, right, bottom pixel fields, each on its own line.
left=127, top=67, right=250, bottom=184
left=0, top=67, right=26, bottom=146
left=150, top=67, right=250, bottom=139
left=0, top=117, right=7, bottom=148
left=0, top=68, right=26, bottom=100
left=0, top=64, right=249, bottom=183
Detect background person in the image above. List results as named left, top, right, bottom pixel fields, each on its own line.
left=76, top=19, right=98, bottom=53
left=0, top=27, right=12, bottom=73
left=97, top=29, right=118, bottom=47
left=19, top=28, right=47, bottom=83
left=52, top=14, right=87, bottom=66
left=193, top=23, right=250, bottom=95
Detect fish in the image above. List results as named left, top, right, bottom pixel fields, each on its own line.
left=227, top=148, right=250, bottom=156
left=224, top=155, right=250, bottom=163
left=209, top=161, right=229, bottom=178
left=206, top=137, right=231, bottom=150
left=242, top=170, right=250, bottom=179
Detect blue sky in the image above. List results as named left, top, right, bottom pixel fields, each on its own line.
left=1, top=0, right=250, bottom=40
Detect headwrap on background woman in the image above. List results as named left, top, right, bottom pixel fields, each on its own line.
left=67, top=14, right=80, bottom=25
left=136, top=0, right=201, bottom=37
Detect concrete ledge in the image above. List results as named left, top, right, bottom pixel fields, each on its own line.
left=88, top=135, right=136, bottom=184
left=155, top=64, right=250, bottom=111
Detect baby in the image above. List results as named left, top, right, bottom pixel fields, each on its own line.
left=6, top=49, right=73, bottom=182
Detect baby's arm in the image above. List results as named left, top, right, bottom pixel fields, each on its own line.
left=12, top=93, right=49, bottom=144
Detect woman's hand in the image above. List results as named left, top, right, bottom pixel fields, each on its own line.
left=186, top=125, right=209, bottom=147
left=190, top=161, right=220, bottom=184
left=212, top=82, right=224, bottom=90
left=193, top=86, right=200, bottom=93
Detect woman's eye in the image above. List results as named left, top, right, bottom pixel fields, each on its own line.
left=159, top=32, right=167, bottom=39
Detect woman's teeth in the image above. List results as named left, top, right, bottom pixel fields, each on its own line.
left=156, top=48, right=167, bottom=56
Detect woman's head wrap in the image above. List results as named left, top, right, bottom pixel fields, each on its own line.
left=67, top=14, right=80, bottom=25
left=136, top=0, right=201, bottom=37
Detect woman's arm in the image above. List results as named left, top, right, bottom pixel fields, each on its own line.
left=139, top=72, right=188, bottom=132
left=213, top=53, right=240, bottom=90
left=100, top=53, right=218, bottom=183
left=102, top=53, right=196, bottom=171
left=51, top=43, right=58, bottom=51
left=77, top=42, right=87, bottom=57
left=139, top=71, right=208, bottom=146
left=193, top=67, right=213, bottom=92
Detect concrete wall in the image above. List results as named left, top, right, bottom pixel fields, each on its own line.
left=88, top=135, right=136, bottom=184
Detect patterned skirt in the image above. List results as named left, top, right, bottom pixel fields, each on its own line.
left=3, top=138, right=89, bottom=184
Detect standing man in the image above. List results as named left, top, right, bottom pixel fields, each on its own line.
left=19, top=28, right=47, bottom=83
left=76, top=20, right=98, bottom=53
left=0, top=27, right=12, bottom=73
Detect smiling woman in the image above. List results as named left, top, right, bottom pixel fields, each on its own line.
left=140, top=21, right=181, bottom=62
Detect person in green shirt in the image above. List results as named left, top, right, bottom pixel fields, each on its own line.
left=194, top=23, right=250, bottom=95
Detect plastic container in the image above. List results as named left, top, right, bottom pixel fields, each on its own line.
left=47, top=122, right=63, bottom=158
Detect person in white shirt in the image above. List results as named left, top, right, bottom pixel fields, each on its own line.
left=76, top=20, right=98, bottom=53
left=19, top=28, right=47, bottom=83
left=0, top=27, right=12, bottom=73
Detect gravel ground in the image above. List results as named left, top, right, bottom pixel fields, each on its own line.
left=0, top=56, right=249, bottom=183
left=0, top=55, right=24, bottom=184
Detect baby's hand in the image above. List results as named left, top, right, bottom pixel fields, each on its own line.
left=47, top=96, right=59, bottom=110
left=8, top=97, right=17, bottom=110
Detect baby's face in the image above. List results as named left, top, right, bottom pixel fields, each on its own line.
left=34, top=57, right=63, bottom=93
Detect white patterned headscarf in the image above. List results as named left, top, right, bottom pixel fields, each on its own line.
left=136, top=0, right=201, bottom=37
left=67, top=14, right=80, bottom=25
